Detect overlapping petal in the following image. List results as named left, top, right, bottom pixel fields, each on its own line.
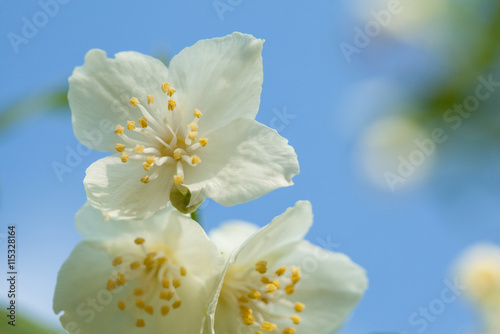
left=54, top=204, right=225, bottom=334
left=204, top=201, right=368, bottom=334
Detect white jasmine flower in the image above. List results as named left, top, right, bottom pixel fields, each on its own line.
left=205, top=201, right=368, bottom=334
left=53, top=203, right=225, bottom=334
left=69, top=32, right=299, bottom=219
left=456, top=243, right=500, bottom=308
left=455, top=243, right=500, bottom=334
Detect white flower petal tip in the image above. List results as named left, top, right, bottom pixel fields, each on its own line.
left=206, top=201, right=368, bottom=334
left=53, top=204, right=225, bottom=334
left=70, top=33, right=297, bottom=219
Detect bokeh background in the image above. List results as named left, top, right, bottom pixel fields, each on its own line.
left=1, top=0, right=500, bottom=333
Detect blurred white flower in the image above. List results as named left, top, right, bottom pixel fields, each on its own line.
left=350, top=0, right=451, bottom=43
left=357, top=115, right=436, bottom=191
left=455, top=243, right=500, bottom=334
left=53, top=203, right=225, bottom=334
left=456, top=243, right=500, bottom=307
left=205, top=201, right=368, bottom=334
left=69, top=32, right=299, bottom=219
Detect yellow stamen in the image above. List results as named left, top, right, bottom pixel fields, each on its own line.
left=172, top=300, right=182, bottom=309
left=173, top=150, right=182, bottom=161
left=188, top=131, right=197, bottom=141
left=255, top=260, right=268, bottom=274
left=283, top=328, right=296, bottom=334
left=160, top=291, right=174, bottom=301
left=133, top=144, right=145, bottom=154
left=145, top=305, right=154, bottom=315
left=291, top=314, right=301, bottom=325
left=161, top=305, right=170, bottom=316
left=199, top=138, right=208, bottom=147
left=135, top=238, right=145, bottom=245
left=248, top=289, right=261, bottom=299
left=146, top=156, right=155, bottom=164
left=294, top=302, right=305, bottom=312
left=106, top=279, right=116, bottom=291
left=136, top=319, right=145, bottom=328
left=143, top=162, right=151, bottom=171
left=141, top=175, right=150, bottom=184
left=129, top=97, right=139, bottom=106
left=238, top=295, right=249, bottom=303
left=272, top=280, right=280, bottom=288
left=188, top=122, right=198, bottom=131
left=240, top=305, right=252, bottom=315
left=134, top=288, right=144, bottom=296
left=174, top=174, right=183, bottom=184
left=261, top=322, right=276, bottom=331
left=265, top=284, right=278, bottom=293
left=135, top=299, right=146, bottom=309
left=157, top=257, right=167, bottom=264
left=193, top=109, right=203, bottom=118
left=116, top=273, right=126, bottom=286
left=130, top=261, right=141, bottom=270
left=261, top=276, right=270, bottom=284
left=291, top=268, right=301, bottom=284
left=161, top=82, right=171, bottom=93
left=127, top=121, right=136, bottom=130
left=120, top=152, right=129, bottom=163
left=117, top=300, right=126, bottom=310
left=172, top=278, right=181, bottom=288
left=162, top=278, right=170, bottom=289
left=138, top=117, right=148, bottom=128
left=275, top=266, right=286, bottom=276
left=114, top=125, right=124, bottom=135
left=242, top=313, right=254, bottom=325
left=191, top=155, right=201, bottom=164
left=161, top=82, right=176, bottom=96
left=168, top=99, right=176, bottom=110
left=147, top=94, right=154, bottom=105
left=285, top=285, right=295, bottom=295
left=112, top=256, right=123, bottom=266
left=115, top=143, right=125, bottom=152
left=180, top=266, right=187, bottom=276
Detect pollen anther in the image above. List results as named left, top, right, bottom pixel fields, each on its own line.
left=127, top=121, right=136, bottom=130
left=129, top=97, right=139, bottom=106
left=147, top=94, right=154, bottom=104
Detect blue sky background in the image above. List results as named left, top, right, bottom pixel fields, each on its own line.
left=1, top=1, right=500, bottom=333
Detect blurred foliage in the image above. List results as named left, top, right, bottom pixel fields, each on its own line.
left=423, top=2, right=500, bottom=119
left=0, top=86, right=68, bottom=133
left=0, top=309, right=60, bottom=333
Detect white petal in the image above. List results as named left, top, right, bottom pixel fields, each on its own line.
left=69, top=49, right=169, bottom=152
left=54, top=211, right=225, bottom=334
left=75, top=202, right=170, bottom=241
left=209, top=222, right=260, bottom=255
left=278, top=241, right=368, bottom=334
left=168, top=32, right=264, bottom=134
left=84, top=155, right=174, bottom=220
left=184, top=118, right=299, bottom=207
left=231, top=201, right=312, bottom=266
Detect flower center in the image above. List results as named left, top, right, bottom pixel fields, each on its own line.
left=113, top=82, right=208, bottom=185
left=220, top=260, right=305, bottom=334
left=105, top=237, right=187, bottom=328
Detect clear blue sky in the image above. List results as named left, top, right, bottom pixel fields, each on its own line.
left=1, top=1, right=500, bottom=333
